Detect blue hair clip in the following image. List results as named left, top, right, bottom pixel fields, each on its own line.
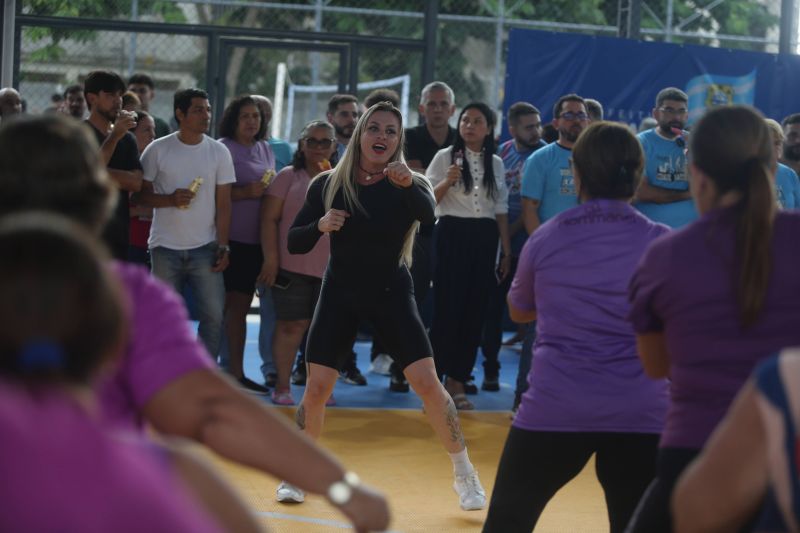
left=19, top=340, right=64, bottom=371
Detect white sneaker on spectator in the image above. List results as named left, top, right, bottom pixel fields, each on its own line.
left=276, top=481, right=305, bottom=503
left=369, top=353, right=393, bottom=375
left=453, top=471, right=486, bottom=511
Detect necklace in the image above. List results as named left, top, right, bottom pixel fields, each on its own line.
left=359, top=165, right=384, bottom=181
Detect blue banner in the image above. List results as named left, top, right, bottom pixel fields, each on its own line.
left=502, top=29, right=800, bottom=139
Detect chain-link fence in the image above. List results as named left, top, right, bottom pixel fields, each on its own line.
left=14, top=0, right=790, bottom=136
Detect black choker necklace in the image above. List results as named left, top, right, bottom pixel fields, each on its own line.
left=359, top=165, right=384, bottom=181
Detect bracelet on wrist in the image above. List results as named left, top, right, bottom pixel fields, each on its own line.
left=327, top=471, right=361, bottom=506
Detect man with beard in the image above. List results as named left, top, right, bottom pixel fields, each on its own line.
left=326, top=94, right=360, bottom=163
left=632, top=87, right=696, bottom=228
left=521, top=94, right=588, bottom=235
left=84, top=70, right=143, bottom=260
left=63, top=85, right=87, bottom=119
left=133, top=88, right=233, bottom=358
left=481, top=102, right=546, bottom=393
left=781, top=113, right=800, bottom=175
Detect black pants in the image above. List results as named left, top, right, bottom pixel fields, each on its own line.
left=480, top=255, right=518, bottom=377
left=624, top=447, right=699, bottom=533
left=431, top=216, right=498, bottom=383
left=371, top=230, right=433, bottom=367
left=483, top=428, right=660, bottom=533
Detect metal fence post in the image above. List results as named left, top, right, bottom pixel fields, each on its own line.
left=422, top=0, right=438, bottom=85
left=780, top=0, right=797, bottom=54
left=1, top=0, right=16, bottom=87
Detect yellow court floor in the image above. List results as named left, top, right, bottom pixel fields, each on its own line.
left=207, top=408, right=610, bottom=533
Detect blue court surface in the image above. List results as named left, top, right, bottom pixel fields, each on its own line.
left=236, top=316, right=523, bottom=412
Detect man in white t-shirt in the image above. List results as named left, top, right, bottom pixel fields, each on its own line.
left=134, top=88, right=234, bottom=356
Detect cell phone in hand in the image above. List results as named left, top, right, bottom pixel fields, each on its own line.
left=273, top=273, right=292, bottom=290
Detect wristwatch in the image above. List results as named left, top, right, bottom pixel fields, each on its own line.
left=327, top=471, right=361, bottom=506
left=217, top=244, right=231, bottom=254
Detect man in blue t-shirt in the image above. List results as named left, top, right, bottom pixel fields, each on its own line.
left=633, top=87, right=697, bottom=228
left=521, top=93, right=588, bottom=234
left=480, top=102, right=546, bottom=392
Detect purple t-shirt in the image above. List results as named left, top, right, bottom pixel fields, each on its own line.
left=510, top=199, right=670, bottom=433
left=629, top=206, right=800, bottom=449
left=0, top=383, right=223, bottom=533
left=220, top=138, right=275, bottom=244
left=266, top=167, right=330, bottom=278
left=97, top=262, right=213, bottom=430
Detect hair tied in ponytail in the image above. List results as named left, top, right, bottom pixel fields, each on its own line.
left=18, top=339, right=63, bottom=372
left=735, top=157, right=763, bottom=190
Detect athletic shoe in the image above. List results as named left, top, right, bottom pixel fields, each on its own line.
left=276, top=481, right=305, bottom=503
left=264, top=372, right=278, bottom=388
left=481, top=375, right=500, bottom=392
left=291, top=364, right=306, bottom=386
left=238, top=376, right=269, bottom=395
left=389, top=372, right=410, bottom=393
left=339, top=365, right=368, bottom=386
left=369, top=353, right=393, bottom=375
left=271, top=390, right=295, bottom=406
left=464, top=377, right=478, bottom=395
left=453, top=471, right=486, bottom=511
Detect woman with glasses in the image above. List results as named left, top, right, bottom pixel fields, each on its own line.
left=427, top=102, right=511, bottom=411
left=626, top=105, right=800, bottom=533
left=277, top=102, right=487, bottom=511
left=260, top=121, right=336, bottom=406
left=218, top=95, right=276, bottom=393
left=483, top=122, right=669, bottom=533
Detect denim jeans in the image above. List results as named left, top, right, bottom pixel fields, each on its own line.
left=151, top=243, right=225, bottom=357
left=216, top=285, right=276, bottom=379
left=257, top=284, right=277, bottom=377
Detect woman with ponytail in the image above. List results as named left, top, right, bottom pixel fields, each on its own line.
left=626, top=105, right=800, bottom=532
left=427, top=102, right=511, bottom=410
left=282, top=101, right=487, bottom=511
left=483, top=122, right=669, bottom=533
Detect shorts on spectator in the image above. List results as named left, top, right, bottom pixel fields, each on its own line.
left=271, top=269, right=322, bottom=321
left=223, top=241, right=263, bottom=296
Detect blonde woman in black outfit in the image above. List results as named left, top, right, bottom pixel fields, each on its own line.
left=276, top=102, right=487, bottom=512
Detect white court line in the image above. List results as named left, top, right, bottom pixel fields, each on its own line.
left=253, top=511, right=402, bottom=532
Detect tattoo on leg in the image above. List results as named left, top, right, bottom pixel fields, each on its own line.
left=295, top=404, right=306, bottom=430
left=444, top=397, right=466, bottom=447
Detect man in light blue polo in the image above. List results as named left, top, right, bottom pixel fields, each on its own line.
left=520, top=93, right=588, bottom=234
left=633, top=87, right=697, bottom=228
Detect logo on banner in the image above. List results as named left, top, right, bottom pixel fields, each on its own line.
left=685, top=70, right=756, bottom=124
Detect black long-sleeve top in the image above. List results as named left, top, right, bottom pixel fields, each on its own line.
left=288, top=175, right=435, bottom=289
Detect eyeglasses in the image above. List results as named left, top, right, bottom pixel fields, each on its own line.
left=559, top=112, right=589, bottom=121
left=304, top=138, right=334, bottom=149
left=658, top=107, right=688, bottom=116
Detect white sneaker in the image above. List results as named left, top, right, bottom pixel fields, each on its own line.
left=276, top=481, right=305, bottom=503
left=369, top=353, right=393, bottom=375
left=453, top=471, right=486, bottom=511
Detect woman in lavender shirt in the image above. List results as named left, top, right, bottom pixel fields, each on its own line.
left=219, top=95, right=275, bottom=392
left=626, top=106, right=800, bottom=532
left=483, top=122, right=670, bottom=533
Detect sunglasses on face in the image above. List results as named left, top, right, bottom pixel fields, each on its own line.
left=304, top=138, right=334, bottom=149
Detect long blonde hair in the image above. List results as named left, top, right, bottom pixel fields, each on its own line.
left=319, top=101, right=433, bottom=267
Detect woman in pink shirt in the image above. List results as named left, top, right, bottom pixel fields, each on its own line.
left=260, top=120, right=336, bottom=406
